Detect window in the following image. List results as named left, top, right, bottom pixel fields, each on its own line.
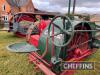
left=3, top=15, right=8, bottom=21
left=2, top=4, right=5, bottom=11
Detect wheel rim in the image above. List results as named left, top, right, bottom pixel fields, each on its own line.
left=14, top=15, right=34, bottom=35
left=61, top=25, right=90, bottom=75
left=67, top=25, right=89, bottom=51
left=16, top=15, right=34, bottom=22
left=48, top=16, right=74, bottom=47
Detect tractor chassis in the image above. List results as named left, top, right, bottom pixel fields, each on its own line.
left=28, top=48, right=96, bottom=75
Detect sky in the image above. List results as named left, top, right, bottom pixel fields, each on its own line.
left=32, top=0, right=100, bottom=14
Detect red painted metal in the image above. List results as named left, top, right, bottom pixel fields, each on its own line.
left=16, top=15, right=34, bottom=22
left=60, top=26, right=93, bottom=75
left=29, top=52, right=51, bottom=67
left=28, top=49, right=95, bottom=75
left=28, top=52, right=57, bottom=75
left=13, top=15, right=34, bottom=37
left=28, top=52, right=55, bottom=75
left=67, top=26, right=89, bottom=59
left=38, top=20, right=47, bottom=34
left=60, top=49, right=95, bottom=75
left=29, top=35, right=40, bottom=47
left=15, top=19, right=48, bottom=37
left=28, top=25, right=95, bottom=75
left=15, top=32, right=26, bottom=38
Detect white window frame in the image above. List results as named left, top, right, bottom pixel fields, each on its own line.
left=3, top=15, right=8, bottom=21
left=2, top=4, right=5, bottom=11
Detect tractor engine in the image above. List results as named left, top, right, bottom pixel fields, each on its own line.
left=7, top=16, right=100, bottom=75
left=28, top=16, right=99, bottom=75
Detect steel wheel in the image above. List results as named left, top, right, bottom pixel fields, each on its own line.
left=67, top=24, right=91, bottom=59
left=48, top=16, right=74, bottom=47
left=69, top=25, right=89, bottom=50
left=61, top=25, right=91, bottom=75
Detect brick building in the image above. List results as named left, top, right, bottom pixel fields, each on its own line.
left=0, top=0, right=11, bottom=22
left=0, top=0, right=35, bottom=22
left=6, top=0, right=35, bottom=14
left=0, top=0, right=35, bottom=28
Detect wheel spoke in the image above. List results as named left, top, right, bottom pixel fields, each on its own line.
left=50, top=32, right=62, bottom=37
left=67, top=25, right=89, bottom=51
left=52, top=23, right=62, bottom=30
left=48, top=16, right=74, bottom=47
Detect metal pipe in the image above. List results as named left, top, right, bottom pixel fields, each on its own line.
left=72, top=0, right=76, bottom=15
left=73, top=30, right=100, bottom=32
left=29, top=52, right=51, bottom=67
left=67, top=34, right=100, bottom=51
left=68, top=0, right=71, bottom=16
left=41, top=37, right=48, bottom=58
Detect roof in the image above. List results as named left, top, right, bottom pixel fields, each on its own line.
left=14, top=10, right=61, bottom=16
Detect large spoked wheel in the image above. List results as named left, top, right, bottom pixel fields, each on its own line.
left=48, top=16, right=74, bottom=47
left=68, top=25, right=89, bottom=50
left=66, top=24, right=92, bottom=60
left=61, top=25, right=92, bottom=75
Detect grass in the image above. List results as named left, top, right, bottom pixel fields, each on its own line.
left=74, top=49, right=100, bottom=75
left=0, top=31, right=100, bottom=75
left=0, top=31, right=36, bottom=75
left=0, top=21, right=4, bottom=29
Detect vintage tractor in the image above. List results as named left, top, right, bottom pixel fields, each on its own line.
left=27, top=15, right=100, bottom=75
left=7, top=15, right=100, bottom=75
left=6, top=0, right=100, bottom=75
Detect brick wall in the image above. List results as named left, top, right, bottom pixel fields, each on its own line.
left=0, top=0, right=11, bottom=27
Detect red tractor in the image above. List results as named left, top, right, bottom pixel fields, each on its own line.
left=7, top=0, right=100, bottom=75
left=7, top=15, right=100, bottom=75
